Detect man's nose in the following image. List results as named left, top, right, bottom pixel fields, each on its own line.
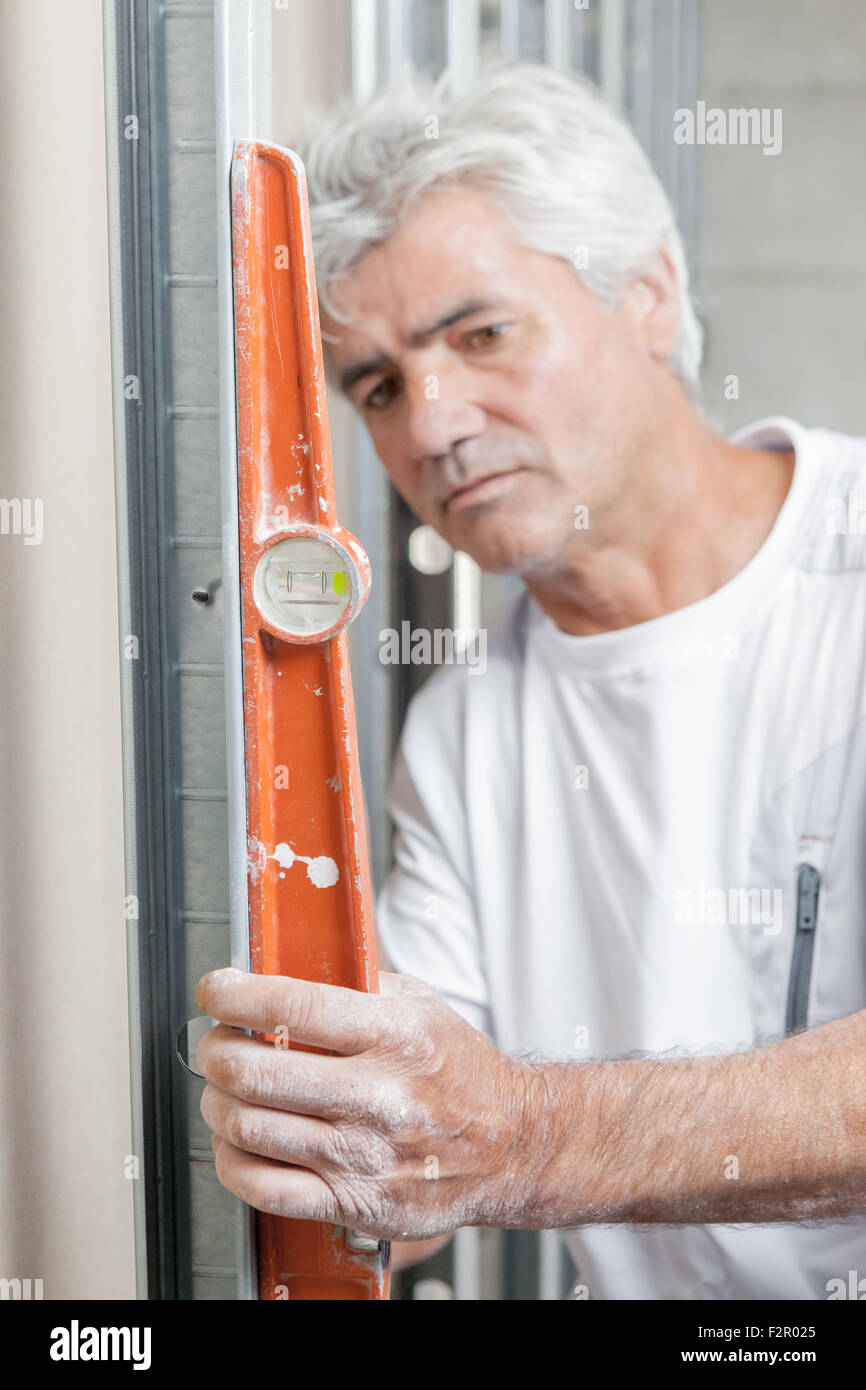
left=403, top=370, right=486, bottom=462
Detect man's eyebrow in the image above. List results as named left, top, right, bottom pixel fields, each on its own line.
left=407, top=298, right=500, bottom=347
left=338, top=299, right=502, bottom=395
left=339, top=351, right=391, bottom=395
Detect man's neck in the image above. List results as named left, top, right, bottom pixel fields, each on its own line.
left=524, top=416, right=796, bottom=638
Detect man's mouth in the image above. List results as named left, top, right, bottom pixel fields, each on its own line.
left=444, top=469, right=525, bottom=511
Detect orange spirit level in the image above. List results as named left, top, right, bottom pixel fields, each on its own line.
left=231, top=139, right=389, bottom=1301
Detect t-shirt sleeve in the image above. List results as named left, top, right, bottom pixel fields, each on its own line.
left=374, top=694, right=495, bottom=1043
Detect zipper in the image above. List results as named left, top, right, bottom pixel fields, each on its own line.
left=785, top=864, right=821, bottom=1034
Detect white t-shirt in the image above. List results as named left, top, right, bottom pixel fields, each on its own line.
left=375, top=416, right=866, bottom=1300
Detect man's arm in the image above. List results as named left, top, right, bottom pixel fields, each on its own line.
left=531, top=1007, right=866, bottom=1227
left=194, top=968, right=866, bottom=1239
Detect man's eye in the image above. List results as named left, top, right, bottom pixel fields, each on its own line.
left=365, top=377, right=401, bottom=410
left=467, top=323, right=508, bottom=348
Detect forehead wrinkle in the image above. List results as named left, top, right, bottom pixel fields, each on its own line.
left=336, top=296, right=504, bottom=393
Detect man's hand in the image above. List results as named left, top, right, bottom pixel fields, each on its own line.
left=198, top=968, right=866, bottom=1234
left=195, top=967, right=551, bottom=1242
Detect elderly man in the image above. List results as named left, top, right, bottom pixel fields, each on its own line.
left=197, top=64, right=866, bottom=1299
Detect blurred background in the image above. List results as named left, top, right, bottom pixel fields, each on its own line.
left=1, top=0, right=864, bottom=1300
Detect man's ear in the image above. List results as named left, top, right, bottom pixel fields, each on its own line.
left=620, top=247, right=681, bottom=363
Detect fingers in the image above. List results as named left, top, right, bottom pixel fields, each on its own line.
left=196, top=1025, right=401, bottom=1125
left=201, top=1082, right=337, bottom=1168
left=196, top=968, right=399, bottom=1055
left=211, top=1136, right=338, bottom=1223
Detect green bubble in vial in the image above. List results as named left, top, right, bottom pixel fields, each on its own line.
left=332, top=570, right=348, bottom=596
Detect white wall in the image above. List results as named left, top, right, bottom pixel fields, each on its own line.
left=0, top=0, right=136, bottom=1297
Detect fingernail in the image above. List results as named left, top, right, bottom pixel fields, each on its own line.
left=197, top=966, right=243, bottom=1006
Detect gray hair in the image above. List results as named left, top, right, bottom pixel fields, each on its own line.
left=298, top=62, right=703, bottom=387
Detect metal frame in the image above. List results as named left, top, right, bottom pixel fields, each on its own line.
left=103, top=0, right=151, bottom=1302
left=106, top=0, right=272, bottom=1301
left=215, top=0, right=272, bottom=1302
left=104, top=0, right=191, bottom=1299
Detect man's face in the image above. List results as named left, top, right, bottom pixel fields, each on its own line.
left=321, top=188, right=666, bottom=575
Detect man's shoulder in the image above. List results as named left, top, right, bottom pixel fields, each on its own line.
left=734, top=415, right=866, bottom=572
left=733, top=414, right=864, bottom=472
left=797, top=418, right=866, bottom=474
left=786, top=418, right=866, bottom=572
